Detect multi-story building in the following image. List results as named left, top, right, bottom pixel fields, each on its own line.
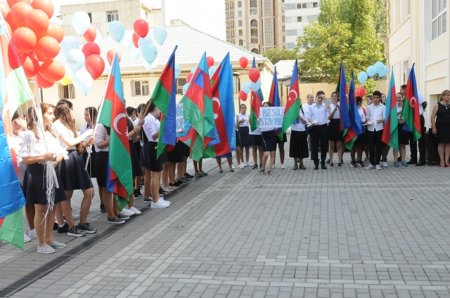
left=60, top=0, right=163, bottom=36
left=225, top=0, right=284, bottom=54
left=387, top=0, right=448, bottom=127
left=283, top=0, right=320, bottom=49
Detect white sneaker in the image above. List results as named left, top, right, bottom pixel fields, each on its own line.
left=29, top=229, right=36, bottom=240
left=281, top=164, right=285, bottom=169
left=151, top=199, right=169, bottom=209
left=24, top=234, right=31, bottom=243
left=159, top=197, right=171, bottom=206
left=238, top=163, right=245, bottom=169
left=129, top=206, right=142, bottom=215
left=365, top=164, right=375, bottom=170
left=231, top=164, right=236, bottom=169
left=382, top=161, right=388, bottom=167
left=119, top=208, right=134, bottom=217
left=375, top=165, right=382, bottom=170
left=37, top=245, right=55, bottom=254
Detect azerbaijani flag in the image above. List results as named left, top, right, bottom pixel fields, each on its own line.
left=98, top=53, right=133, bottom=210
left=279, top=60, right=301, bottom=140
left=268, top=66, right=280, bottom=107
left=209, top=53, right=235, bottom=156
left=151, top=46, right=177, bottom=158
left=249, top=90, right=262, bottom=132
left=402, top=64, right=421, bottom=142
left=343, top=74, right=364, bottom=150
left=338, top=62, right=351, bottom=129
left=0, top=17, right=31, bottom=248
left=381, top=69, right=399, bottom=149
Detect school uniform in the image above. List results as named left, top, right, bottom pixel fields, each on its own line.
left=94, top=124, right=109, bottom=188
left=289, top=110, right=309, bottom=159
left=80, top=123, right=96, bottom=178
left=142, top=113, right=164, bottom=172
left=261, top=126, right=277, bottom=152
left=354, top=106, right=366, bottom=146
left=397, top=106, right=411, bottom=145
left=327, top=103, right=343, bottom=141
left=306, top=103, right=329, bottom=166
left=366, top=103, right=386, bottom=166
left=236, top=113, right=250, bottom=148
left=127, top=117, right=143, bottom=178
left=249, top=127, right=263, bottom=147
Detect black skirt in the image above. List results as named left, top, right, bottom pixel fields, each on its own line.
left=276, top=132, right=287, bottom=143
left=82, top=148, right=96, bottom=178
left=261, top=130, right=277, bottom=152
left=327, top=119, right=343, bottom=141
left=58, top=150, right=93, bottom=191
left=167, top=141, right=184, bottom=163
left=95, top=151, right=108, bottom=188
left=23, top=164, right=66, bottom=205
left=289, top=130, right=309, bottom=158
left=130, top=141, right=143, bottom=177
left=143, top=141, right=164, bottom=172
left=398, top=124, right=410, bottom=145
left=354, top=132, right=366, bottom=146
left=250, top=134, right=263, bottom=147
left=237, top=126, right=250, bottom=148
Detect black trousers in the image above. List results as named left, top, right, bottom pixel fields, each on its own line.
left=367, top=130, right=383, bottom=166
left=410, top=115, right=426, bottom=162
left=310, top=124, right=328, bottom=165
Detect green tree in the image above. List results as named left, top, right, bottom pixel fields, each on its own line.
left=264, top=48, right=298, bottom=64
left=297, top=0, right=385, bottom=83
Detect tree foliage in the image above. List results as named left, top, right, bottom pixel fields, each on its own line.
left=264, top=48, right=299, bottom=65
left=297, top=0, right=385, bottom=83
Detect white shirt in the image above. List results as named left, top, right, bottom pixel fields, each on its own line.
left=52, top=120, right=76, bottom=150
left=236, top=113, right=249, bottom=127
left=418, top=95, right=425, bottom=115
left=19, top=130, right=67, bottom=162
left=306, top=103, right=329, bottom=125
left=366, top=103, right=386, bottom=131
left=291, top=110, right=306, bottom=132
left=94, top=124, right=109, bottom=152
left=328, top=103, right=340, bottom=119
left=143, top=113, right=160, bottom=142
left=357, top=106, right=366, bottom=123
left=302, top=103, right=313, bottom=116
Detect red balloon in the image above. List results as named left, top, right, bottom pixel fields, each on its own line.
left=248, top=68, right=260, bottom=83
left=85, top=54, right=105, bottom=79
left=49, top=25, right=64, bottom=43
left=83, top=25, right=96, bottom=42
left=35, top=36, right=59, bottom=61
left=82, top=42, right=100, bottom=58
left=132, top=32, right=139, bottom=48
left=186, top=72, right=193, bottom=83
left=107, top=49, right=121, bottom=65
left=30, top=0, right=53, bottom=18
left=36, top=73, right=54, bottom=88
left=206, top=56, right=214, bottom=68
left=239, top=57, right=248, bottom=69
left=39, top=59, right=65, bottom=82
left=25, top=9, right=49, bottom=37
left=7, top=0, right=31, bottom=7
left=356, top=86, right=366, bottom=97
left=23, top=55, right=39, bottom=77
left=6, top=2, right=33, bottom=30
left=133, top=19, right=149, bottom=38
left=7, top=43, right=27, bottom=69
left=239, top=90, right=247, bottom=101
left=11, top=27, right=36, bottom=54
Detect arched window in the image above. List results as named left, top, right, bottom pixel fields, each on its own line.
left=250, top=19, right=258, bottom=27
left=251, top=48, right=259, bottom=54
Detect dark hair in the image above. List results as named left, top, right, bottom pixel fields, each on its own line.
left=41, top=103, right=55, bottom=132
left=136, top=103, right=146, bottom=115
left=372, top=90, right=382, bottom=97
left=240, top=103, right=246, bottom=109
left=55, top=103, right=77, bottom=135
left=331, top=91, right=337, bottom=96
left=56, top=99, right=73, bottom=109
left=401, top=84, right=407, bottom=90
left=316, top=90, right=325, bottom=97
left=148, top=101, right=157, bottom=114
left=263, top=101, right=272, bottom=107
left=12, top=110, right=21, bottom=121
left=356, top=96, right=363, bottom=103
left=126, top=106, right=136, bottom=117
left=85, top=106, right=98, bottom=125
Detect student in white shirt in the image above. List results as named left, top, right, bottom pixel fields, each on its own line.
left=350, top=96, right=367, bottom=167
left=260, top=102, right=277, bottom=174
left=289, top=107, right=309, bottom=170
left=236, top=104, right=250, bottom=168
left=249, top=126, right=263, bottom=169
left=326, top=91, right=344, bottom=166
left=306, top=91, right=329, bottom=170
left=365, top=90, right=386, bottom=170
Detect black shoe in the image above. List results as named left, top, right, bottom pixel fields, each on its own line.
left=299, top=165, right=306, bottom=170
left=350, top=162, right=357, bottom=168
left=77, top=223, right=97, bottom=234
left=338, top=162, right=343, bottom=167
left=252, top=164, right=258, bottom=169
left=407, top=160, right=417, bottom=165
left=159, top=187, right=167, bottom=195
left=321, top=164, right=327, bottom=169
left=185, top=173, right=194, bottom=179
left=53, top=223, right=59, bottom=231
left=133, top=189, right=143, bottom=199
left=330, top=163, right=334, bottom=167
left=57, top=222, right=69, bottom=234
left=416, top=161, right=426, bottom=166
left=314, top=165, right=319, bottom=170
left=100, top=204, right=106, bottom=213
left=67, top=226, right=86, bottom=237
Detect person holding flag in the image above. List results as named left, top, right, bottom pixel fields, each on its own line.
left=289, top=107, right=309, bottom=170
left=327, top=92, right=344, bottom=166
left=260, top=102, right=277, bottom=174
left=392, top=93, right=411, bottom=167
left=365, top=90, right=386, bottom=170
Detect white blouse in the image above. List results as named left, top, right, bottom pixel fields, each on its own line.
left=236, top=113, right=249, bottom=127
left=94, top=124, right=109, bottom=152
left=328, top=103, right=340, bottom=119
left=143, top=113, right=160, bottom=142
left=19, top=130, right=67, bottom=162
left=291, top=110, right=306, bottom=132
left=52, top=120, right=76, bottom=150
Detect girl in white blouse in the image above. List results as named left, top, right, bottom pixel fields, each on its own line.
left=21, top=103, right=67, bottom=254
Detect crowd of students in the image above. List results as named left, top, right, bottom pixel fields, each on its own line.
left=8, top=86, right=450, bottom=254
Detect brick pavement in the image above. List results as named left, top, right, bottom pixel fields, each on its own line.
left=1, top=148, right=450, bottom=297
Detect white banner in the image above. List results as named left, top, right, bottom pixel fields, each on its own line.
left=258, top=107, right=284, bottom=129
left=176, top=104, right=185, bottom=133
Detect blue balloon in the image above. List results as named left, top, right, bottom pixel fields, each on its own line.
left=153, top=26, right=167, bottom=45
left=374, top=61, right=384, bottom=74
left=175, top=64, right=181, bottom=79
left=72, top=11, right=90, bottom=35
left=243, top=82, right=251, bottom=94
left=108, top=21, right=125, bottom=42
left=367, top=65, right=376, bottom=77
left=251, top=79, right=261, bottom=91
left=182, top=83, right=190, bottom=95
left=357, top=71, right=368, bottom=84
left=208, top=66, right=217, bottom=77
left=73, top=69, right=93, bottom=96
left=66, top=49, right=85, bottom=71
left=60, top=36, right=79, bottom=55
left=138, top=38, right=157, bottom=64
left=378, top=65, right=389, bottom=78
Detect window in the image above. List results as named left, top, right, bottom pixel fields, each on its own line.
left=250, top=0, right=257, bottom=8
left=131, top=80, right=149, bottom=96
left=313, top=2, right=318, bottom=8
left=297, top=16, right=302, bottom=22
left=58, top=84, right=75, bottom=99
left=302, top=3, right=307, bottom=8
left=238, top=10, right=242, bottom=17
left=106, top=10, right=119, bottom=22
left=238, top=1, right=242, bottom=8
left=238, top=20, right=242, bottom=26
left=87, top=12, right=92, bottom=23
left=251, top=48, right=259, bottom=54
left=286, top=29, right=298, bottom=36
left=432, top=0, right=447, bottom=39
left=177, top=78, right=186, bottom=95
left=239, top=39, right=244, bottom=46
left=297, top=3, right=301, bottom=9
left=239, top=29, right=243, bottom=36
left=250, top=19, right=258, bottom=27
left=250, top=8, right=257, bottom=15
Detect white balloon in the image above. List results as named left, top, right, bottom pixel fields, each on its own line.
left=72, top=11, right=91, bottom=35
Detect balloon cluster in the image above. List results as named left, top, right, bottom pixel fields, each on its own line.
left=1, top=0, right=65, bottom=88
left=238, top=56, right=261, bottom=101
left=132, top=19, right=167, bottom=66
left=357, top=60, right=388, bottom=84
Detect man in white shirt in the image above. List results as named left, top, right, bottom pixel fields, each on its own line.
left=306, top=91, right=329, bottom=169
left=365, top=90, right=386, bottom=170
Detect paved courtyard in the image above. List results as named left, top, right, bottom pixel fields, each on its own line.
left=1, top=151, right=450, bottom=297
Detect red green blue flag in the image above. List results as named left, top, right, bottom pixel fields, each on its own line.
left=382, top=69, right=399, bottom=149
left=249, top=90, right=261, bottom=131
left=268, top=66, right=280, bottom=107
left=151, top=46, right=178, bottom=158
left=402, top=64, right=421, bottom=142
left=279, top=60, right=301, bottom=140
left=98, top=53, right=133, bottom=210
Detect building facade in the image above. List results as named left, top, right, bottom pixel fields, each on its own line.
left=283, top=0, right=320, bottom=49
left=387, top=0, right=448, bottom=127
left=225, top=0, right=284, bottom=54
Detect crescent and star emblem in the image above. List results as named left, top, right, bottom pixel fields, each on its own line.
left=288, top=89, right=298, bottom=102
left=410, top=96, right=417, bottom=108
left=212, top=97, right=221, bottom=106
left=113, top=113, right=127, bottom=135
